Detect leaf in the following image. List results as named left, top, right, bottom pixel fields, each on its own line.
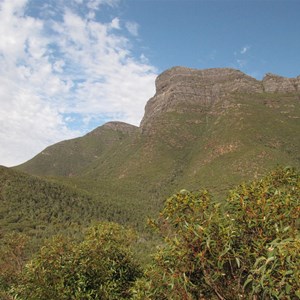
left=243, top=276, right=253, bottom=289
left=253, top=256, right=267, bottom=268
left=235, top=257, right=241, bottom=268
left=265, top=256, right=275, bottom=265
left=285, top=284, right=292, bottom=295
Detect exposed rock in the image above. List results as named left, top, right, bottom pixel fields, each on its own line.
left=140, top=66, right=300, bottom=132
left=262, top=73, right=298, bottom=93
left=141, top=67, right=262, bottom=130
left=155, top=66, right=261, bottom=94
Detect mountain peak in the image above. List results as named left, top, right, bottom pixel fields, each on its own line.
left=140, top=67, right=300, bottom=131
left=88, top=121, right=138, bottom=136
left=102, top=121, right=137, bottom=133
left=141, top=67, right=262, bottom=130
left=155, top=66, right=251, bottom=93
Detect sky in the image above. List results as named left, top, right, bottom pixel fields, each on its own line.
left=1, top=0, right=300, bottom=167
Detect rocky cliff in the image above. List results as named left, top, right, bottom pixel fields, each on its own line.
left=140, top=66, right=300, bottom=131
left=262, top=73, right=300, bottom=93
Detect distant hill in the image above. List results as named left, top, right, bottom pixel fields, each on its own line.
left=15, top=67, right=300, bottom=228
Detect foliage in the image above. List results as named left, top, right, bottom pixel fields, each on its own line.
left=133, top=168, right=300, bottom=299
left=0, top=232, right=28, bottom=299
left=245, top=237, right=300, bottom=299
left=15, top=222, right=142, bottom=300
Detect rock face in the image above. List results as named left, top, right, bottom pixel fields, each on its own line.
left=140, top=66, right=300, bottom=131
left=262, top=73, right=300, bottom=93
left=140, top=67, right=261, bottom=129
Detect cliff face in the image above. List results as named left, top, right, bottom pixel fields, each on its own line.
left=262, top=73, right=300, bottom=93
left=140, top=66, right=300, bottom=131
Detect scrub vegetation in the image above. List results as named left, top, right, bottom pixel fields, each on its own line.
left=1, top=168, right=299, bottom=299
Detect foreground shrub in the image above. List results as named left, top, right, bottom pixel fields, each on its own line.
left=133, top=168, right=300, bottom=299
left=0, top=232, right=28, bottom=299
left=16, top=222, right=142, bottom=300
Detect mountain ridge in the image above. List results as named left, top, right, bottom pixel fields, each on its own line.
left=14, top=66, right=300, bottom=228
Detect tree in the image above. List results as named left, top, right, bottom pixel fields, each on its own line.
left=133, top=168, right=300, bottom=299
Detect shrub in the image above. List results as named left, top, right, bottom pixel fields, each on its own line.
left=0, top=232, right=28, bottom=299
left=133, top=168, right=300, bottom=299
left=16, top=222, right=142, bottom=300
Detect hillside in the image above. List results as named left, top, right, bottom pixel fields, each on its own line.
left=15, top=67, right=300, bottom=227
left=0, top=166, right=134, bottom=243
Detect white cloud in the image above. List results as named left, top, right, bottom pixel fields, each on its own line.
left=110, top=17, right=120, bottom=29
left=87, top=0, right=119, bottom=10
left=125, top=21, right=139, bottom=36
left=0, top=0, right=157, bottom=166
left=240, top=45, right=250, bottom=54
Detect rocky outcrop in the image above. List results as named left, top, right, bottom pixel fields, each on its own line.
left=154, top=67, right=261, bottom=95
left=262, top=73, right=299, bottom=93
left=140, top=66, right=300, bottom=131
left=140, top=67, right=262, bottom=129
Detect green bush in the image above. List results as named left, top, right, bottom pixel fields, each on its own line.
left=133, top=168, right=300, bottom=299
left=16, top=222, right=142, bottom=300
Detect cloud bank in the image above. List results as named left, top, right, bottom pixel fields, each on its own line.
left=0, top=0, right=157, bottom=166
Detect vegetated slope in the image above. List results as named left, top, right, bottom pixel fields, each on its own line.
left=0, top=166, right=134, bottom=243
left=16, top=67, right=300, bottom=227
left=16, top=121, right=138, bottom=177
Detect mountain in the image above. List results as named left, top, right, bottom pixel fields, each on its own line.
left=16, top=121, right=138, bottom=177
left=15, top=67, right=300, bottom=227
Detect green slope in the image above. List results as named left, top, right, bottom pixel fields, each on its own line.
left=0, top=166, right=139, bottom=243
left=16, top=121, right=138, bottom=177
left=175, top=92, right=300, bottom=193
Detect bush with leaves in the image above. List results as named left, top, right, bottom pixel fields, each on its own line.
left=227, top=167, right=300, bottom=299
left=0, top=232, right=28, bottom=299
left=132, top=168, right=300, bottom=299
left=16, top=222, right=142, bottom=300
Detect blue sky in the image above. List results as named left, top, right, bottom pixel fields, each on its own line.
left=122, top=0, right=300, bottom=78
left=0, top=0, right=299, bottom=166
